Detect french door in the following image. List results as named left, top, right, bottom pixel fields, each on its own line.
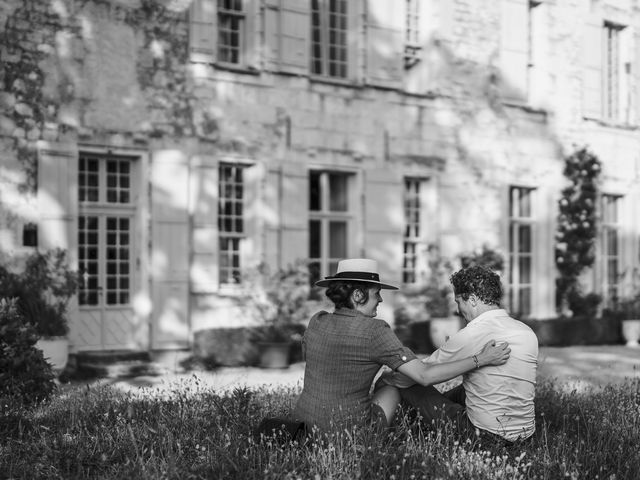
left=76, top=153, right=139, bottom=350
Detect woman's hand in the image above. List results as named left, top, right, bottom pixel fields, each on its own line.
left=476, top=340, right=510, bottom=367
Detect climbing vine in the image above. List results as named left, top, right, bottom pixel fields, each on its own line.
left=554, top=147, right=602, bottom=314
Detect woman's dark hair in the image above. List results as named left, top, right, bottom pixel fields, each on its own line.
left=325, top=281, right=371, bottom=309
left=450, top=266, right=502, bottom=306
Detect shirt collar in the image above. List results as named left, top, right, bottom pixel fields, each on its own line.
left=471, top=308, right=508, bottom=323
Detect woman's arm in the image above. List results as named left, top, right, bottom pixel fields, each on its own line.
left=396, top=340, right=510, bottom=387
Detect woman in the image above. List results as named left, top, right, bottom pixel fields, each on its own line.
left=293, top=258, right=510, bottom=433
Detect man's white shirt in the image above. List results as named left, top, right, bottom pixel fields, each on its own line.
left=389, top=309, right=538, bottom=441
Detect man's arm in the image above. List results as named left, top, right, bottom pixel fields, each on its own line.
left=378, top=327, right=475, bottom=388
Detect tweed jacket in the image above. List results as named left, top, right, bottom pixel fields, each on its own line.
left=293, top=308, right=416, bottom=432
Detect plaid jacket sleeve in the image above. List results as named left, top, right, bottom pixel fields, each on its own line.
left=368, top=319, right=417, bottom=371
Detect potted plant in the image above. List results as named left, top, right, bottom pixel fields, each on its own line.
left=246, top=260, right=312, bottom=368
left=608, top=294, right=640, bottom=347
left=423, top=245, right=461, bottom=349
left=0, top=249, right=79, bottom=373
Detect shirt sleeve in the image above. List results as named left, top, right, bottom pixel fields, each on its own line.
left=369, top=319, right=417, bottom=370
left=424, top=325, right=477, bottom=365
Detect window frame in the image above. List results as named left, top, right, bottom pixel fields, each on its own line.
left=218, top=162, right=247, bottom=287
left=308, top=170, right=355, bottom=286
left=404, top=0, right=421, bottom=69
left=600, top=193, right=623, bottom=307
left=508, top=186, right=536, bottom=318
left=77, top=152, right=138, bottom=308
left=217, top=0, right=247, bottom=66
left=310, top=0, right=349, bottom=79
left=402, top=177, right=425, bottom=285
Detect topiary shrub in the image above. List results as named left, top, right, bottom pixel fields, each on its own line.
left=0, top=298, right=57, bottom=406
left=555, top=147, right=601, bottom=313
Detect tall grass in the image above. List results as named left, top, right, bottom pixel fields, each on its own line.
left=1, top=376, right=638, bottom=479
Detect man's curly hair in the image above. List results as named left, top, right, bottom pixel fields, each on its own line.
left=450, top=265, right=503, bottom=306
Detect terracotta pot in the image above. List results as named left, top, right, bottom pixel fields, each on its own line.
left=36, top=336, right=69, bottom=373
left=429, top=317, right=463, bottom=349
left=258, top=342, right=291, bottom=369
left=621, top=319, right=640, bottom=347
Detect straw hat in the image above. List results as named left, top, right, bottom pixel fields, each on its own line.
left=314, top=258, right=398, bottom=290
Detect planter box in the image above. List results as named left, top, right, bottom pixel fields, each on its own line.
left=36, top=337, right=69, bottom=374
left=622, top=319, right=640, bottom=347
left=257, top=342, right=291, bottom=369
left=429, top=317, right=463, bottom=349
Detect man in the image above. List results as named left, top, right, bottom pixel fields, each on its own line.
left=381, top=265, right=538, bottom=442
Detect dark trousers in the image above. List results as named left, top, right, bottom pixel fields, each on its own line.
left=399, top=384, right=512, bottom=447
left=399, top=383, right=468, bottom=428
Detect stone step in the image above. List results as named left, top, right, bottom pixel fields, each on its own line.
left=76, top=359, right=167, bottom=379
left=76, top=349, right=151, bottom=365
left=72, top=350, right=167, bottom=379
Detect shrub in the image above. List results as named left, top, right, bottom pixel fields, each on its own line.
left=245, top=260, right=312, bottom=343
left=0, top=249, right=78, bottom=338
left=459, top=244, right=505, bottom=272
left=522, top=315, right=621, bottom=346
left=0, top=298, right=56, bottom=406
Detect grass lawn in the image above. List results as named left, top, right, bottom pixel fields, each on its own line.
left=1, top=377, right=639, bottom=479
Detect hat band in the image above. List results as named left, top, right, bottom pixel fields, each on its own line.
left=331, top=271, right=380, bottom=282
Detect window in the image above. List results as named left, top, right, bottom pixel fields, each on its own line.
left=508, top=187, right=535, bottom=317
left=218, top=163, right=245, bottom=285
left=309, top=171, right=352, bottom=285
left=218, top=0, right=245, bottom=64
left=601, top=194, right=622, bottom=307
left=404, top=0, right=421, bottom=68
left=603, top=22, right=631, bottom=122
left=311, top=0, right=348, bottom=78
left=78, top=154, right=135, bottom=306
left=403, top=178, right=423, bottom=284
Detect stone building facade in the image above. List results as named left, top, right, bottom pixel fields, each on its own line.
left=0, top=0, right=639, bottom=354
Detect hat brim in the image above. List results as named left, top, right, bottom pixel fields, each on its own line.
left=315, top=277, right=398, bottom=290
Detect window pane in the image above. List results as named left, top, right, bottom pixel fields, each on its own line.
left=309, top=220, right=321, bottom=258
left=105, top=216, right=130, bottom=305
left=308, top=261, right=321, bottom=285
left=519, top=189, right=531, bottom=217
left=519, top=287, right=531, bottom=315
left=519, top=225, right=532, bottom=253
left=78, top=215, right=100, bottom=306
left=79, top=156, right=100, bottom=203
left=329, top=174, right=348, bottom=211
left=329, top=221, right=347, bottom=258
left=519, top=256, right=531, bottom=283
left=309, top=171, right=321, bottom=211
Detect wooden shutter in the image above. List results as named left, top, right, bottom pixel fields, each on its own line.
left=243, top=0, right=260, bottom=69
left=150, top=150, right=190, bottom=349
left=583, top=15, right=603, bottom=119
left=499, top=0, right=528, bottom=101
left=279, top=162, right=308, bottom=266
left=264, top=0, right=310, bottom=74
left=634, top=27, right=640, bottom=124
left=37, top=141, right=78, bottom=251
left=190, top=155, right=219, bottom=293
left=365, top=0, right=405, bottom=88
left=347, top=1, right=363, bottom=82
left=189, top=0, right=216, bottom=63
left=363, top=167, right=403, bottom=287
left=242, top=162, right=263, bottom=268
